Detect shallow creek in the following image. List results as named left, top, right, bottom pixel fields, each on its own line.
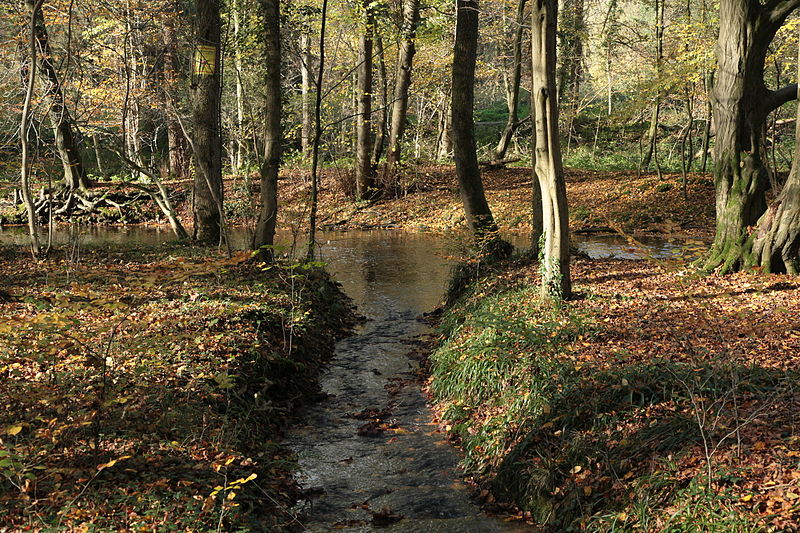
left=0, top=227, right=689, bottom=531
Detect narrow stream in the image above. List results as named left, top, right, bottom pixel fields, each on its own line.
left=286, top=232, right=535, bottom=532
left=0, top=226, right=694, bottom=531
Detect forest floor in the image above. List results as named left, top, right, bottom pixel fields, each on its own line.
left=429, top=255, right=800, bottom=532
left=274, top=165, right=717, bottom=240
left=0, top=244, right=354, bottom=531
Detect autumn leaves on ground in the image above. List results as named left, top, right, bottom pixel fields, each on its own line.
left=0, top=245, right=352, bottom=530
left=1, top=167, right=797, bottom=532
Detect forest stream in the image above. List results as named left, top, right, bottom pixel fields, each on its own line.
left=0, top=227, right=686, bottom=532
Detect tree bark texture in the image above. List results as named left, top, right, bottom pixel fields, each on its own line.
left=26, top=0, right=90, bottom=192
left=452, top=0, right=502, bottom=248
left=191, top=0, right=223, bottom=244
left=745, top=32, right=800, bottom=273
left=386, top=0, right=420, bottom=167
left=355, top=2, right=375, bottom=200
left=532, top=0, right=571, bottom=299
left=705, top=0, right=800, bottom=272
left=253, top=0, right=281, bottom=255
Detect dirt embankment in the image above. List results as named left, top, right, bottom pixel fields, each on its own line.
left=276, top=165, right=716, bottom=240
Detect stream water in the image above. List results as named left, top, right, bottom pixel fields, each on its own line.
left=0, top=226, right=692, bottom=532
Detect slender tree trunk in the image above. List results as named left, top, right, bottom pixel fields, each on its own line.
left=494, top=0, right=526, bottom=161
left=26, top=0, right=90, bottom=192
left=452, top=0, right=506, bottom=252
left=253, top=0, right=281, bottom=257
left=372, top=36, right=388, bottom=164
left=641, top=0, right=663, bottom=170
left=532, top=0, right=570, bottom=300
left=20, top=0, right=44, bottom=257
left=192, top=0, right=223, bottom=244
left=307, top=0, right=329, bottom=260
left=301, top=31, right=312, bottom=155
left=92, top=133, right=106, bottom=177
left=386, top=0, right=420, bottom=167
left=355, top=2, right=375, bottom=200
left=164, top=8, right=190, bottom=179
left=556, top=0, right=583, bottom=119
left=701, top=72, right=713, bottom=173
left=438, top=91, right=453, bottom=160
left=233, top=0, right=245, bottom=173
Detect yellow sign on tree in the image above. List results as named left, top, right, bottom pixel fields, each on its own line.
left=194, top=45, right=217, bottom=76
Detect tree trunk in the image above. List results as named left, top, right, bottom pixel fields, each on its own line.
left=452, top=0, right=506, bottom=252
left=704, top=0, right=800, bottom=272
left=641, top=0, right=663, bottom=170
left=355, top=2, right=375, bottom=200
left=372, top=36, right=388, bottom=164
left=232, top=0, right=246, bottom=173
left=494, top=0, right=526, bottom=161
left=556, top=0, right=583, bottom=118
left=746, top=33, right=800, bottom=274
left=438, top=92, right=453, bottom=160
left=386, top=0, right=420, bottom=167
left=163, top=7, right=190, bottom=180
left=531, top=0, right=571, bottom=300
left=192, top=0, right=223, bottom=244
left=21, top=0, right=43, bottom=257
left=253, top=0, right=281, bottom=257
left=26, top=0, right=90, bottom=192
left=301, top=31, right=312, bottom=155
left=307, top=0, right=329, bottom=261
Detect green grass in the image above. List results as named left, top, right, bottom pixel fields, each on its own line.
left=429, top=260, right=780, bottom=532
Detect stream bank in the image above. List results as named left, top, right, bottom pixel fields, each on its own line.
left=0, top=243, right=353, bottom=531
left=429, top=255, right=800, bottom=532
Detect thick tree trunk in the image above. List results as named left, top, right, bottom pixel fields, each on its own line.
left=704, top=0, right=800, bottom=272
left=26, top=0, right=90, bottom=192
left=494, top=0, right=526, bottom=161
left=746, top=37, right=800, bottom=274
left=532, top=0, right=571, bottom=300
left=192, top=0, right=223, bottom=244
left=386, top=0, right=420, bottom=167
left=452, top=0, right=506, bottom=252
left=355, top=3, right=375, bottom=200
left=253, top=0, right=281, bottom=256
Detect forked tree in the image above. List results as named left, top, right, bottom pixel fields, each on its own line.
left=25, top=0, right=91, bottom=192
left=386, top=0, right=420, bottom=168
left=704, top=0, right=800, bottom=273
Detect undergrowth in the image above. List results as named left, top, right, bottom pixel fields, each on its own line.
left=0, top=244, right=352, bottom=531
left=429, top=257, right=798, bottom=532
